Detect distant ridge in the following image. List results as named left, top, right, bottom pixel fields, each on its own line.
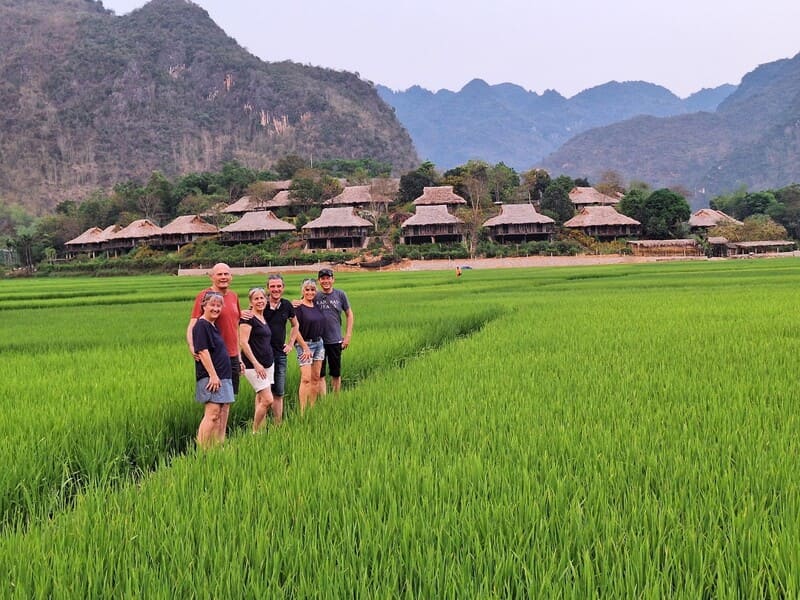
left=378, top=79, right=735, bottom=172
left=540, top=53, right=800, bottom=204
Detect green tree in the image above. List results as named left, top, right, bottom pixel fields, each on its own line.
left=743, top=191, right=780, bottom=217
left=173, top=171, right=217, bottom=201
left=36, top=214, right=81, bottom=251
left=273, top=154, right=309, bottom=179
left=521, top=168, right=551, bottom=203
left=219, top=161, right=258, bottom=200
left=710, top=186, right=770, bottom=220
left=44, top=247, right=57, bottom=265
left=143, top=171, right=175, bottom=223
left=8, top=226, right=36, bottom=270
left=316, top=158, right=392, bottom=179
left=0, top=202, right=35, bottom=237
left=540, top=175, right=575, bottom=223
left=77, top=191, right=119, bottom=229
left=113, top=180, right=146, bottom=216
left=634, top=188, right=691, bottom=239
left=619, top=188, right=649, bottom=223
left=177, top=194, right=219, bottom=216
left=289, top=169, right=343, bottom=204
left=488, top=162, right=519, bottom=204
left=773, top=184, right=800, bottom=238
left=398, top=162, right=438, bottom=204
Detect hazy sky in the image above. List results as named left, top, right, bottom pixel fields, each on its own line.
left=102, top=0, right=800, bottom=98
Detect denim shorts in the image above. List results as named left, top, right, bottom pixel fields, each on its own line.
left=271, top=352, right=288, bottom=397
left=296, top=339, right=325, bottom=367
left=195, top=378, right=235, bottom=404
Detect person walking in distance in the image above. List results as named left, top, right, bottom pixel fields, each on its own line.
left=314, top=268, right=353, bottom=395
left=186, top=263, right=243, bottom=443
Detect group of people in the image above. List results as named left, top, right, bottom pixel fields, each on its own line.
left=186, top=263, right=353, bottom=448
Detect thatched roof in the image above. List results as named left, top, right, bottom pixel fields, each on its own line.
left=412, top=185, right=467, bottom=206
left=66, top=225, right=122, bottom=245
left=264, top=190, right=292, bottom=208
left=730, top=240, right=795, bottom=248
left=221, top=211, right=295, bottom=233
left=66, top=227, right=102, bottom=246
left=564, top=206, right=640, bottom=227
left=223, top=181, right=293, bottom=213
left=111, top=219, right=163, bottom=240
left=569, top=187, right=621, bottom=206
left=689, top=208, right=742, bottom=227
left=100, top=225, right=121, bottom=238
left=482, top=203, right=555, bottom=227
left=222, top=196, right=256, bottom=213
left=402, top=205, right=464, bottom=227
left=627, top=239, right=698, bottom=248
left=160, top=215, right=218, bottom=235
left=302, top=207, right=372, bottom=229
left=267, top=179, right=292, bottom=191
left=324, top=185, right=390, bottom=206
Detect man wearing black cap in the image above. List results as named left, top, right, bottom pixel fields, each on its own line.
left=314, top=268, right=353, bottom=395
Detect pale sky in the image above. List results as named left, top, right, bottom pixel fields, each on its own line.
left=102, top=0, right=800, bottom=99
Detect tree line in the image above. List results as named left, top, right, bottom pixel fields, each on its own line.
left=2, top=155, right=798, bottom=273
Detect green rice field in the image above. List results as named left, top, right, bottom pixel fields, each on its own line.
left=0, top=259, right=798, bottom=597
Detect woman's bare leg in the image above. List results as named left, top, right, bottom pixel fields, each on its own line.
left=197, top=403, right=223, bottom=449
left=253, top=388, right=274, bottom=432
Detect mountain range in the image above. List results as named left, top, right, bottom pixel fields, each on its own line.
left=377, top=80, right=735, bottom=173
left=380, top=52, right=800, bottom=206
left=540, top=53, right=800, bottom=204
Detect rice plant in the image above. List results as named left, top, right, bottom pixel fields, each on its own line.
left=0, top=260, right=798, bottom=596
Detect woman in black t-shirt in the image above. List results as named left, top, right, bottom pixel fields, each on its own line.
left=292, top=279, right=326, bottom=414
left=239, top=287, right=275, bottom=432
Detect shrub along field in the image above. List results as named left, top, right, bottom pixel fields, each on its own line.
left=0, top=260, right=798, bottom=596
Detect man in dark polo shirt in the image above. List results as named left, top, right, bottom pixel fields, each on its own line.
left=263, top=273, right=304, bottom=423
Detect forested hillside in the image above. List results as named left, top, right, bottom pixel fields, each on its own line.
left=0, top=0, right=419, bottom=213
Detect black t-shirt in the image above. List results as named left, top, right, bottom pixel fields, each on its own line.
left=295, top=304, right=326, bottom=341
left=239, top=315, right=274, bottom=369
left=264, top=298, right=296, bottom=354
left=192, top=318, right=232, bottom=381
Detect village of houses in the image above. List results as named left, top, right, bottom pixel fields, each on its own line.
left=64, top=182, right=796, bottom=261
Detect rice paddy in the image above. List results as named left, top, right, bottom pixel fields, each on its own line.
left=0, top=259, right=798, bottom=597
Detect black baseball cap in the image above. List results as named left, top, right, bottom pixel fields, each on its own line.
left=318, top=268, right=334, bottom=278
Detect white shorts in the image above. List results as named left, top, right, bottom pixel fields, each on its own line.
left=244, top=365, right=274, bottom=392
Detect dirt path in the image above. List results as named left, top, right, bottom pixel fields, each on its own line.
left=177, top=254, right=715, bottom=276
